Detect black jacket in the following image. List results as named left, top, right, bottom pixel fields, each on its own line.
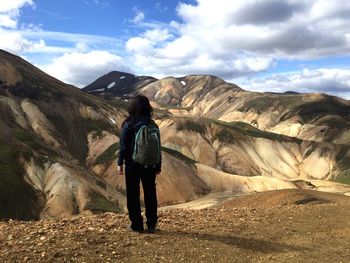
left=117, top=116, right=162, bottom=172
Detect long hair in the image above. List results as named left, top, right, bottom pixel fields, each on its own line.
left=124, top=95, right=153, bottom=124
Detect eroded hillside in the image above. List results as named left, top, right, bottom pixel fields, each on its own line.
left=85, top=73, right=350, bottom=144
left=1, top=49, right=350, bottom=220
left=0, top=50, right=126, bottom=219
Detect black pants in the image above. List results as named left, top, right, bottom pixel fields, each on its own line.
left=125, top=164, right=158, bottom=230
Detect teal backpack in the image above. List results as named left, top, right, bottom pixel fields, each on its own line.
left=132, top=121, right=161, bottom=167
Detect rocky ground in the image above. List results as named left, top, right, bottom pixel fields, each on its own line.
left=1, top=189, right=350, bottom=263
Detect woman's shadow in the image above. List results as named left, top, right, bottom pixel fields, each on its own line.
left=157, top=229, right=307, bottom=253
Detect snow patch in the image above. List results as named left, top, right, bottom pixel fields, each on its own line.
left=95, top=88, right=105, bottom=92
left=155, top=90, right=162, bottom=99
left=107, top=82, right=116, bottom=89
left=108, top=117, right=116, bottom=125
left=181, top=81, right=186, bottom=85
left=120, top=76, right=126, bottom=79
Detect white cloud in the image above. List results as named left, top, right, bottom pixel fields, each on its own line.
left=124, top=0, right=350, bottom=80
left=1, top=0, right=349, bottom=99
left=0, top=29, right=48, bottom=54
left=0, top=0, right=34, bottom=28
left=175, top=0, right=350, bottom=59
left=236, top=68, right=350, bottom=99
left=41, top=51, right=130, bottom=87
left=0, top=0, right=119, bottom=57
left=126, top=37, right=153, bottom=54
left=157, top=36, right=197, bottom=59
left=0, top=28, right=121, bottom=57
left=131, top=7, right=145, bottom=24
left=20, top=29, right=120, bottom=47
left=143, top=28, right=172, bottom=43
left=233, top=56, right=274, bottom=73
left=0, top=2, right=127, bottom=88
left=0, top=14, right=17, bottom=28
left=0, top=0, right=44, bottom=54
left=0, top=0, right=33, bottom=12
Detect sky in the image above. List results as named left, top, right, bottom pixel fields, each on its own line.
left=0, top=0, right=350, bottom=99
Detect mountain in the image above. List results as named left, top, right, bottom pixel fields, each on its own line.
left=84, top=73, right=350, bottom=144
left=0, top=50, right=128, bottom=220
left=83, top=71, right=156, bottom=97
left=0, top=50, right=217, bottom=220
left=85, top=71, right=350, bottom=188
left=1, top=49, right=350, bottom=221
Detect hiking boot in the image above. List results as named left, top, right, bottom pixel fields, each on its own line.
left=127, top=225, right=144, bottom=233
left=147, top=226, right=156, bottom=234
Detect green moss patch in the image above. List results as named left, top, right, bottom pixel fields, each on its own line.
left=95, top=143, right=119, bottom=165
left=224, top=121, right=300, bottom=143
left=13, top=129, right=42, bottom=150
left=335, top=148, right=350, bottom=185
left=335, top=170, right=350, bottom=185
left=174, top=116, right=301, bottom=144
left=13, top=129, right=57, bottom=159
left=161, top=146, right=197, bottom=168
left=175, top=118, right=207, bottom=136
left=238, top=95, right=303, bottom=114
left=85, top=191, right=122, bottom=213
left=0, top=140, right=39, bottom=220
left=85, top=119, right=114, bottom=138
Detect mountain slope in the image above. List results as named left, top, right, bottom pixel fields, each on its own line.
left=85, top=72, right=350, bottom=144
left=0, top=50, right=128, bottom=220
left=83, top=71, right=156, bottom=97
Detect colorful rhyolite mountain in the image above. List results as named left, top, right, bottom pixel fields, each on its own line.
left=0, top=49, right=349, bottom=220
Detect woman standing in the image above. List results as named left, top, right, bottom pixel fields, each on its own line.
left=117, top=95, right=161, bottom=233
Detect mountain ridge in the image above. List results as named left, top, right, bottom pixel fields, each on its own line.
left=84, top=70, right=350, bottom=145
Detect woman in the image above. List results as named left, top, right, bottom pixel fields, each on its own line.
left=117, top=95, right=161, bottom=233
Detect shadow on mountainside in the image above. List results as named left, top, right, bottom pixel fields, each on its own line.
left=159, top=230, right=307, bottom=253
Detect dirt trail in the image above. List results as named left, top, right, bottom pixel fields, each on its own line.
left=1, top=189, right=350, bottom=262
left=160, top=191, right=246, bottom=210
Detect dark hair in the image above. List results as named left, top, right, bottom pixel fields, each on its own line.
left=124, top=95, right=153, bottom=124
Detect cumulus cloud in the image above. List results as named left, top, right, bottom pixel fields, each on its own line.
left=0, top=1, right=127, bottom=88
left=1, top=0, right=349, bottom=98
left=125, top=0, right=350, bottom=76
left=143, top=28, right=172, bottom=43
left=0, top=29, right=48, bottom=54
left=41, top=51, right=130, bottom=87
left=126, top=37, right=153, bottom=54
left=0, top=0, right=34, bottom=28
left=236, top=68, right=350, bottom=99
left=0, top=0, right=46, bottom=55
left=232, top=0, right=305, bottom=25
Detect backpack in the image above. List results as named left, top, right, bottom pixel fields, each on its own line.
left=132, top=120, right=161, bottom=167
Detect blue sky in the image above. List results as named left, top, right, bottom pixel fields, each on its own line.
left=0, top=0, right=350, bottom=99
